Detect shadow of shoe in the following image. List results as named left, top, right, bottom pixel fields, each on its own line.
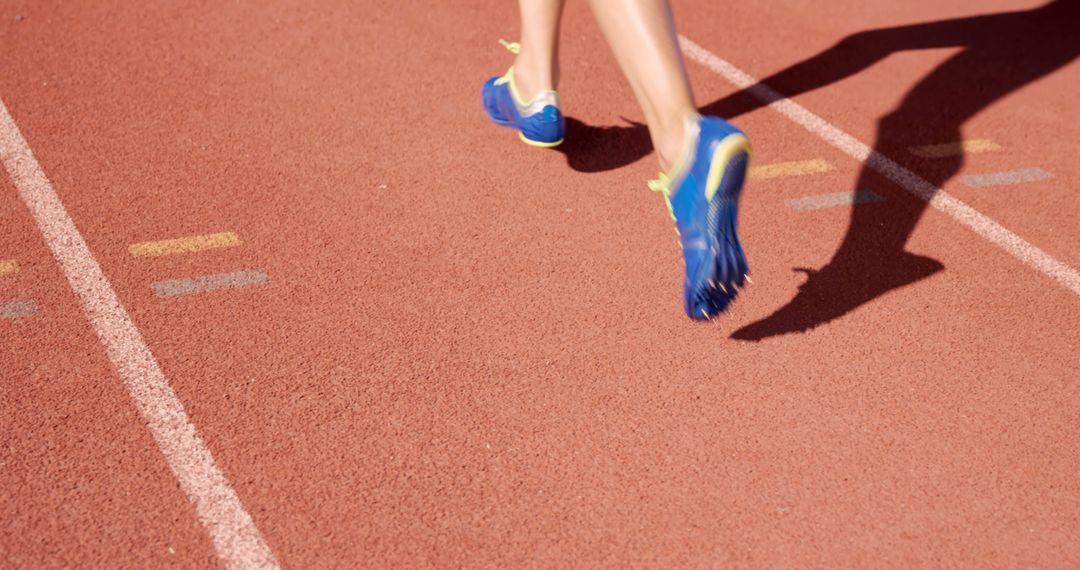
left=731, top=252, right=944, bottom=341
left=555, top=117, right=652, bottom=173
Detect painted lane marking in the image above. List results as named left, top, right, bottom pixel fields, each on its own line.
left=679, top=36, right=1080, bottom=297
left=908, top=139, right=1000, bottom=158
left=0, top=100, right=279, bottom=570
left=0, top=259, right=17, bottom=276
left=0, top=299, right=37, bottom=320
left=153, top=270, right=269, bottom=298
left=785, top=190, right=883, bottom=211
left=963, top=167, right=1053, bottom=188
left=129, top=232, right=241, bottom=257
left=749, top=158, right=832, bottom=180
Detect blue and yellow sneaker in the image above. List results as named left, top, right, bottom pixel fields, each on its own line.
left=649, top=115, right=751, bottom=320
left=481, top=41, right=565, bottom=148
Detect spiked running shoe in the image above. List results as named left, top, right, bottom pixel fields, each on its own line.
left=481, top=41, right=565, bottom=147
left=649, top=115, right=751, bottom=320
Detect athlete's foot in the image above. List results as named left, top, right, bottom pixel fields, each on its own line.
left=731, top=250, right=944, bottom=340
left=510, top=56, right=557, bottom=107
left=481, top=41, right=565, bottom=147
left=654, top=114, right=691, bottom=174
left=649, top=115, right=752, bottom=320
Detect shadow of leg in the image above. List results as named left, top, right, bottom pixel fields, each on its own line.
left=732, top=30, right=1074, bottom=340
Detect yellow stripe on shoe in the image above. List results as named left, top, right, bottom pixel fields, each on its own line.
left=705, top=134, right=752, bottom=201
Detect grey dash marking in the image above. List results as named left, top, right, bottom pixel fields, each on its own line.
left=0, top=300, right=38, bottom=320
left=785, top=190, right=884, bottom=211
left=962, top=167, right=1053, bottom=188
left=153, top=270, right=269, bottom=297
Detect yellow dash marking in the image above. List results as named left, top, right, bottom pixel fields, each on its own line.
left=749, top=159, right=832, bottom=180
left=0, top=259, right=17, bottom=276
left=908, top=139, right=1000, bottom=158
left=129, top=232, right=241, bottom=257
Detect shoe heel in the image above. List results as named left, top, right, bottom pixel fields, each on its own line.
left=704, top=134, right=751, bottom=201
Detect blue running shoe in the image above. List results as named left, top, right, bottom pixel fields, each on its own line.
left=649, top=115, right=751, bottom=321
left=481, top=41, right=565, bottom=148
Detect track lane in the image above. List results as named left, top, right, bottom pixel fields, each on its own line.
left=0, top=174, right=221, bottom=568
left=2, top=0, right=1078, bottom=566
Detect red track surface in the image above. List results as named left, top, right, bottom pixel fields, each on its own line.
left=2, top=0, right=1078, bottom=567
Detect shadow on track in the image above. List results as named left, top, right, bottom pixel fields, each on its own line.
left=557, top=0, right=1078, bottom=339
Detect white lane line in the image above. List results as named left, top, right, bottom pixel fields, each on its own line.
left=963, top=167, right=1053, bottom=188
left=154, top=270, right=269, bottom=298
left=786, top=190, right=883, bottom=211
left=0, top=99, right=279, bottom=570
left=679, top=36, right=1080, bottom=297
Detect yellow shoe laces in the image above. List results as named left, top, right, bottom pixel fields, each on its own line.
left=498, top=39, right=521, bottom=54
left=647, top=172, right=672, bottom=197
left=648, top=172, right=677, bottom=222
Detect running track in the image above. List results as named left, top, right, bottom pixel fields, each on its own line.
left=2, top=0, right=1078, bottom=567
